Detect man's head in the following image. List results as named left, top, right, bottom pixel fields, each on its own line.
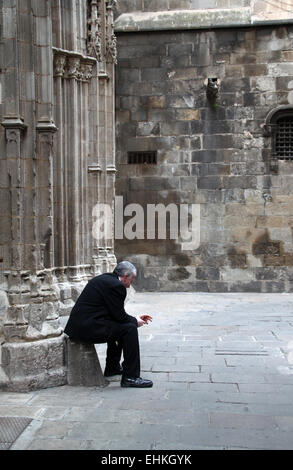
left=113, top=261, right=137, bottom=288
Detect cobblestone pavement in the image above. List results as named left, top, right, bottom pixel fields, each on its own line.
left=2, top=292, right=293, bottom=450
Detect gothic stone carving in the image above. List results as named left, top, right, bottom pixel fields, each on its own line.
left=106, top=0, right=117, bottom=64
left=87, top=0, right=118, bottom=64
left=87, top=0, right=103, bottom=61
left=53, top=51, right=95, bottom=82
left=105, top=29, right=117, bottom=64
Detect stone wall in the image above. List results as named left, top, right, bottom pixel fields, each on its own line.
left=114, top=0, right=293, bottom=23
left=115, top=24, right=293, bottom=292
left=0, top=0, right=117, bottom=391
left=115, top=0, right=251, bottom=16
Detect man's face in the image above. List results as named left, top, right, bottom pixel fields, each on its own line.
left=120, top=273, right=136, bottom=288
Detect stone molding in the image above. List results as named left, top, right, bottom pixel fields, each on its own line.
left=1, top=117, right=27, bottom=145
left=88, top=164, right=102, bottom=173
left=106, top=164, right=117, bottom=173
left=105, top=0, right=118, bottom=64
left=98, top=71, right=110, bottom=80
left=1, top=117, right=27, bottom=131
left=87, top=0, right=103, bottom=62
left=114, top=7, right=293, bottom=32
left=87, top=0, right=118, bottom=64
left=53, top=48, right=96, bottom=82
left=36, top=119, right=58, bottom=133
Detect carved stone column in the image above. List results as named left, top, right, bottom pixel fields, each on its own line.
left=1, top=118, right=28, bottom=341
left=53, top=48, right=96, bottom=292
left=87, top=0, right=103, bottom=63
left=86, top=0, right=118, bottom=273
left=105, top=0, right=118, bottom=267
left=105, top=0, right=118, bottom=66
left=0, top=0, right=66, bottom=392
left=0, top=0, right=119, bottom=390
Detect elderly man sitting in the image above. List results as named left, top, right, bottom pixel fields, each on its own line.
left=64, top=261, right=153, bottom=388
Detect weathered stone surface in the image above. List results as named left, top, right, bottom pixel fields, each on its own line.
left=0, top=336, right=67, bottom=392
left=0, top=0, right=117, bottom=390
left=66, top=338, right=109, bottom=388
left=114, top=0, right=254, bottom=18
left=115, top=18, right=293, bottom=292
left=114, top=8, right=252, bottom=32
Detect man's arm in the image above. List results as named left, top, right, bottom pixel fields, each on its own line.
left=103, top=283, right=138, bottom=325
left=136, top=315, right=153, bottom=327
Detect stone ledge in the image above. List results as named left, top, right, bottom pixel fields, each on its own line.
left=0, top=335, right=67, bottom=392
left=115, top=8, right=251, bottom=32
left=66, top=337, right=109, bottom=388
left=114, top=8, right=293, bottom=32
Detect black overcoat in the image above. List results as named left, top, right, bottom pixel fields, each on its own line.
left=64, top=272, right=137, bottom=343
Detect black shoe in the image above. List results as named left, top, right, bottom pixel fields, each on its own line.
left=121, top=376, right=153, bottom=388
left=104, top=365, right=123, bottom=377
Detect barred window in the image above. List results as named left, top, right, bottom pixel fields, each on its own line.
left=128, top=151, right=157, bottom=164
left=275, top=116, right=293, bottom=159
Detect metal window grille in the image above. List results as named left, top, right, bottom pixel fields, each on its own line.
left=128, top=151, right=157, bottom=164
left=275, top=116, right=293, bottom=159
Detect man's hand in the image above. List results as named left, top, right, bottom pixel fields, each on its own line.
left=136, top=314, right=153, bottom=327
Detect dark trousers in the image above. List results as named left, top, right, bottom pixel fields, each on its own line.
left=105, top=321, right=140, bottom=379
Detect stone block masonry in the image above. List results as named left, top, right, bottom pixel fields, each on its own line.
left=115, top=22, right=293, bottom=292
left=0, top=0, right=118, bottom=391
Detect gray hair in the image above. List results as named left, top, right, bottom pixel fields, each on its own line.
left=113, top=261, right=137, bottom=277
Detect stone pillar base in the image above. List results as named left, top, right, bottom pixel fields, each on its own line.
left=66, top=337, right=109, bottom=387
left=0, top=335, right=67, bottom=392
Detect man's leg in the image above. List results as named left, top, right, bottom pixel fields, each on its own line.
left=120, top=323, right=152, bottom=387
left=104, top=340, right=123, bottom=375
left=120, top=322, right=141, bottom=379
left=106, top=321, right=152, bottom=388
left=106, top=321, right=140, bottom=378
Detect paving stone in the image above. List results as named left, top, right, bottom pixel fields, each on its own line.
left=178, top=425, right=293, bottom=450
left=275, top=416, right=293, bottom=431
left=0, top=405, right=44, bottom=419
left=189, top=382, right=239, bottom=393
left=86, top=438, right=152, bottom=450
left=169, top=372, right=211, bottom=383
left=238, top=383, right=293, bottom=393
left=7, top=292, right=293, bottom=450
left=0, top=393, right=35, bottom=404
left=209, top=412, right=278, bottom=430
left=27, top=438, right=87, bottom=450
left=139, top=410, right=208, bottom=426
left=64, top=407, right=142, bottom=423
left=211, top=372, right=268, bottom=384
left=216, top=391, right=293, bottom=405
left=152, top=364, right=200, bottom=372
left=37, top=420, right=73, bottom=439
